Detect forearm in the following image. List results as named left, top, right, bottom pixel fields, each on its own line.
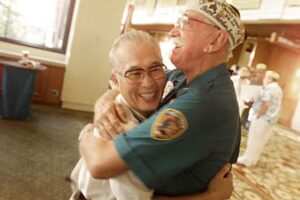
left=79, top=124, right=128, bottom=179
left=257, top=101, right=268, bottom=117
left=79, top=125, right=108, bottom=177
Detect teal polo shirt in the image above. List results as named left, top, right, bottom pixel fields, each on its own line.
left=114, top=63, right=241, bottom=195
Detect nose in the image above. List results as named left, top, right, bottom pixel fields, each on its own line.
left=169, top=25, right=179, bottom=37
left=140, top=73, right=155, bottom=88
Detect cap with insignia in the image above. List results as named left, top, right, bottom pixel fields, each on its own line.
left=184, top=0, right=245, bottom=50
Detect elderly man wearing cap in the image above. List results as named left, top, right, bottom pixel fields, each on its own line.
left=80, top=0, right=245, bottom=198
left=238, top=70, right=283, bottom=167
left=240, top=63, right=267, bottom=129
left=250, top=63, right=267, bottom=85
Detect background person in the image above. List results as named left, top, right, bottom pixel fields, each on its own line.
left=238, top=70, right=283, bottom=167
left=231, top=66, right=251, bottom=115
left=241, top=63, right=267, bottom=130
left=250, top=63, right=267, bottom=86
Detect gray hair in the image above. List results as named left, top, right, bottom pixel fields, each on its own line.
left=109, top=31, right=161, bottom=70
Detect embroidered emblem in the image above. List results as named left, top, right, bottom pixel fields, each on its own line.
left=185, top=0, right=245, bottom=49
left=151, top=109, right=188, bottom=140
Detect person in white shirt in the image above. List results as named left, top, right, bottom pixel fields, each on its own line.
left=238, top=70, right=283, bottom=167
left=231, top=66, right=251, bottom=114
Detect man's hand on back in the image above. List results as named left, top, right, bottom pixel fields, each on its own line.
left=153, top=163, right=233, bottom=200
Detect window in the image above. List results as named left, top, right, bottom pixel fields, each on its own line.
left=0, top=0, right=75, bottom=53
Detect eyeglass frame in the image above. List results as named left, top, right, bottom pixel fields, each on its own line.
left=174, top=13, right=219, bottom=30
left=114, top=63, right=167, bottom=84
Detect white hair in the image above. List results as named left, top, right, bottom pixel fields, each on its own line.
left=108, top=31, right=161, bottom=70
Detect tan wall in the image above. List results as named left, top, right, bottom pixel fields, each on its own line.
left=61, top=0, right=127, bottom=111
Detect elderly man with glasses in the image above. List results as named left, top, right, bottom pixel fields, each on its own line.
left=71, top=31, right=232, bottom=200
left=79, top=0, right=245, bottom=198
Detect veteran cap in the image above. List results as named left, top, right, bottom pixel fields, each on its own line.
left=265, top=70, right=280, bottom=81
left=184, top=0, right=245, bottom=50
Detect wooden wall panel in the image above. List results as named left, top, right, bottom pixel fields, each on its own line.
left=227, top=44, right=243, bottom=68
left=33, top=69, right=50, bottom=102
left=269, top=45, right=300, bottom=127
left=32, top=65, right=65, bottom=104
left=253, top=42, right=300, bottom=127
left=252, top=38, right=272, bottom=67
left=42, top=66, right=65, bottom=104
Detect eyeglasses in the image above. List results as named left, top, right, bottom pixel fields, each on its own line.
left=115, top=64, right=167, bottom=84
left=174, top=13, right=219, bottom=30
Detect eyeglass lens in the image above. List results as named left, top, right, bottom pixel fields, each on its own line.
left=124, top=64, right=166, bottom=83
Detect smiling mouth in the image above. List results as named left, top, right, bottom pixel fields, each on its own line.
left=139, top=92, right=156, bottom=100
left=171, top=37, right=183, bottom=48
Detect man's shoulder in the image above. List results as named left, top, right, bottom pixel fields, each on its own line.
left=265, top=82, right=282, bottom=94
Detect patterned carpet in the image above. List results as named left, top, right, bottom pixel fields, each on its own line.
left=1, top=102, right=299, bottom=199
left=0, top=103, right=93, bottom=200
left=231, top=126, right=300, bottom=200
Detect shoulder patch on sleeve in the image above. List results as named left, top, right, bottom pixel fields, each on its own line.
left=151, top=108, right=188, bottom=140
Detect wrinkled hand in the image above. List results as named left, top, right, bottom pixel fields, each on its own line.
left=207, top=163, right=233, bottom=200
left=94, top=99, right=129, bottom=140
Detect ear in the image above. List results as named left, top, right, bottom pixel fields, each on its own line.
left=109, top=73, right=120, bottom=90
left=204, top=30, right=228, bottom=53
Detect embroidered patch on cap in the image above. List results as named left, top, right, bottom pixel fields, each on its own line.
left=151, top=108, right=188, bottom=140
left=184, top=0, right=245, bottom=49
